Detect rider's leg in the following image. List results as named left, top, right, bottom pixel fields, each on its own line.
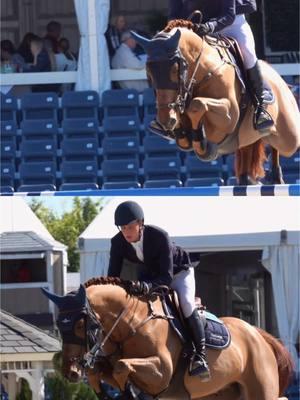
left=220, top=15, right=274, bottom=131
left=170, top=268, right=211, bottom=381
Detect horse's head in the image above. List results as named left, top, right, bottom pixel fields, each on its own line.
left=132, top=29, right=182, bottom=131
left=42, top=285, right=100, bottom=382
left=132, top=23, right=200, bottom=132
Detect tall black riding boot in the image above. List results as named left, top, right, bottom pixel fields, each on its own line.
left=186, top=309, right=211, bottom=381
left=247, top=61, right=274, bottom=132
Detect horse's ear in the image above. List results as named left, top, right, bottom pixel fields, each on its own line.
left=77, top=284, right=86, bottom=304
left=130, top=31, right=150, bottom=50
left=168, top=29, right=181, bottom=50
left=41, top=287, right=66, bottom=308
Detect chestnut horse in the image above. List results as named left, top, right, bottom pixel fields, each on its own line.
left=42, top=279, right=294, bottom=400
left=132, top=20, right=300, bottom=184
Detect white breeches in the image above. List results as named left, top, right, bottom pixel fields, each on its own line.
left=171, top=268, right=195, bottom=318
left=219, top=14, right=257, bottom=69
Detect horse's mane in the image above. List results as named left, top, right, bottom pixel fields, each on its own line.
left=164, top=19, right=196, bottom=33
left=84, top=276, right=132, bottom=293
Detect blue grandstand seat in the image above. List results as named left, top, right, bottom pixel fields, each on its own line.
left=185, top=155, right=223, bottom=178
left=21, top=120, right=59, bottom=141
left=283, top=173, right=300, bottom=184
left=143, top=157, right=181, bottom=181
left=102, top=89, right=139, bottom=117
left=143, top=88, right=156, bottom=118
left=62, top=118, right=99, bottom=139
left=1, top=94, right=18, bottom=123
left=20, top=140, right=57, bottom=162
left=1, top=162, right=15, bottom=192
left=102, top=137, right=139, bottom=160
left=1, top=141, right=17, bottom=162
left=185, top=177, right=224, bottom=187
left=102, top=181, right=141, bottom=189
left=21, top=92, right=58, bottom=120
left=18, top=162, right=57, bottom=191
left=102, top=116, right=140, bottom=138
left=144, top=179, right=182, bottom=188
left=62, top=91, right=99, bottom=119
left=143, top=136, right=178, bottom=158
left=61, top=138, right=98, bottom=161
left=60, top=182, right=99, bottom=191
left=60, top=160, right=99, bottom=188
left=102, top=159, right=139, bottom=183
left=144, top=115, right=157, bottom=136
left=227, top=176, right=238, bottom=185
left=1, top=121, right=18, bottom=144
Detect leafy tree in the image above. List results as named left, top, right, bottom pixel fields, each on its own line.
left=16, top=379, right=32, bottom=400
left=30, top=197, right=104, bottom=272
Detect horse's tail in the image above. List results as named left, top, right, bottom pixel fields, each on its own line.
left=235, top=140, right=266, bottom=179
left=256, top=327, right=294, bottom=395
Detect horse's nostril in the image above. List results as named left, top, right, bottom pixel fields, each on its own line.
left=68, top=370, right=80, bottom=382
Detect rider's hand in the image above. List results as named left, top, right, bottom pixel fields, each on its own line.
left=130, top=281, right=151, bottom=296
left=197, top=22, right=214, bottom=36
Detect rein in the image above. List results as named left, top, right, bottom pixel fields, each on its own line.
left=65, top=292, right=173, bottom=370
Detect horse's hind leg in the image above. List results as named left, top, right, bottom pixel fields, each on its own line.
left=268, top=147, right=285, bottom=184
left=235, top=141, right=266, bottom=185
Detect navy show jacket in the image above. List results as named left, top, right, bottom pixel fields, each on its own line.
left=107, top=224, right=191, bottom=287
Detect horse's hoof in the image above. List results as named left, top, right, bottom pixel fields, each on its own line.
left=238, top=174, right=260, bottom=185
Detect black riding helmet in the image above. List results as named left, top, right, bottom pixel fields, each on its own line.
left=114, top=201, right=144, bottom=226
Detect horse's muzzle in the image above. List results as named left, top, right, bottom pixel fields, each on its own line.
left=65, top=366, right=82, bottom=383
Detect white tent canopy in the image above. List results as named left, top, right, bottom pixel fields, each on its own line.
left=0, top=197, right=58, bottom=243
left=74, top=0, right=110, bottom=94
left=79, top=196, right=300, bottom=369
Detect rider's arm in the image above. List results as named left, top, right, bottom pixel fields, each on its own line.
left=207, top=0, right=236, bottom=33
left=149, top=231, right=174, bottom=287
left=107, top=236, right=124, bottom=277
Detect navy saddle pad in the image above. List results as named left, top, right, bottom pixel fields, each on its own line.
left=162, top=298, right=231, bottom=350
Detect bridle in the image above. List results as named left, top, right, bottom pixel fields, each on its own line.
left=60, top=290, right=172, bottom=371
left=149, top=34, right=205, bottom=115
left=152, top=34, right=232, bottom=116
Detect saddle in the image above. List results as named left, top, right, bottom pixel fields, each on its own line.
left=161, top=290, right=231, bottom=350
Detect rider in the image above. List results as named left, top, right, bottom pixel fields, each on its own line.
left=168, top=0, right=274, bottom=131
left=107, top=200, right=211, bottom=381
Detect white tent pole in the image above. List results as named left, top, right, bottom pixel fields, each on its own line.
left=88, top=0, right=99, bottom=91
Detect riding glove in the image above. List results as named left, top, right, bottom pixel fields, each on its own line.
left=197, top=22, right=215, bottom=35
left=130, top=281, right=151, bottom=295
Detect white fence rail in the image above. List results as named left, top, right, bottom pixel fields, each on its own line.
left=0, top=64, right=299, bottom=88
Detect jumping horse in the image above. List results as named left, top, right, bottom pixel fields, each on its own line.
left=131, top=19, right=300, bottom=184
left=42, top=278, right=294, bottom=400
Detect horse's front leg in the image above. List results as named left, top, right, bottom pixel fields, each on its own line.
left=186, top=97, right=233, bottom=160
left=113, top=356, right=171, bottom=396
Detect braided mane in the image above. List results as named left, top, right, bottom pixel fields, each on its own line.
left=84, top=276, right=132, bottom=293
left=164, top=19, right=196, bottom=33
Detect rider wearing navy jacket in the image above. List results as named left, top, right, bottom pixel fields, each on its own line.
left=108, top=201, right=211, bottom=381
left=168, top=0, right=274, bottom=131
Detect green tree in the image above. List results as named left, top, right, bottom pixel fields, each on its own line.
left=30, top=197, right=104, bottom=272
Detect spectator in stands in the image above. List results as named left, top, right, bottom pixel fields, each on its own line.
left=23, top=36, right=59, bottom=92
left=105, top=15, right=127, bottom=58
left=1, top=39, right=25, bottom=72
left=17, top=32, right=36, bottom=63
left=111, top=31, right=148, bottom=92
left=56, top=38, right=77, bottom=71
left=23, top=36, right=53, bottom=73
left=44, top=20, right=62, bottom=54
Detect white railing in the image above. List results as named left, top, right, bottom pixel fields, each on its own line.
left=0, top=64, right=298, bottom=87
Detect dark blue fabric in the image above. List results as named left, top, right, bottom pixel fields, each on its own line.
left=168, top=0, right=257, bottom=25
left=163, top=296, right=231, bottom=349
